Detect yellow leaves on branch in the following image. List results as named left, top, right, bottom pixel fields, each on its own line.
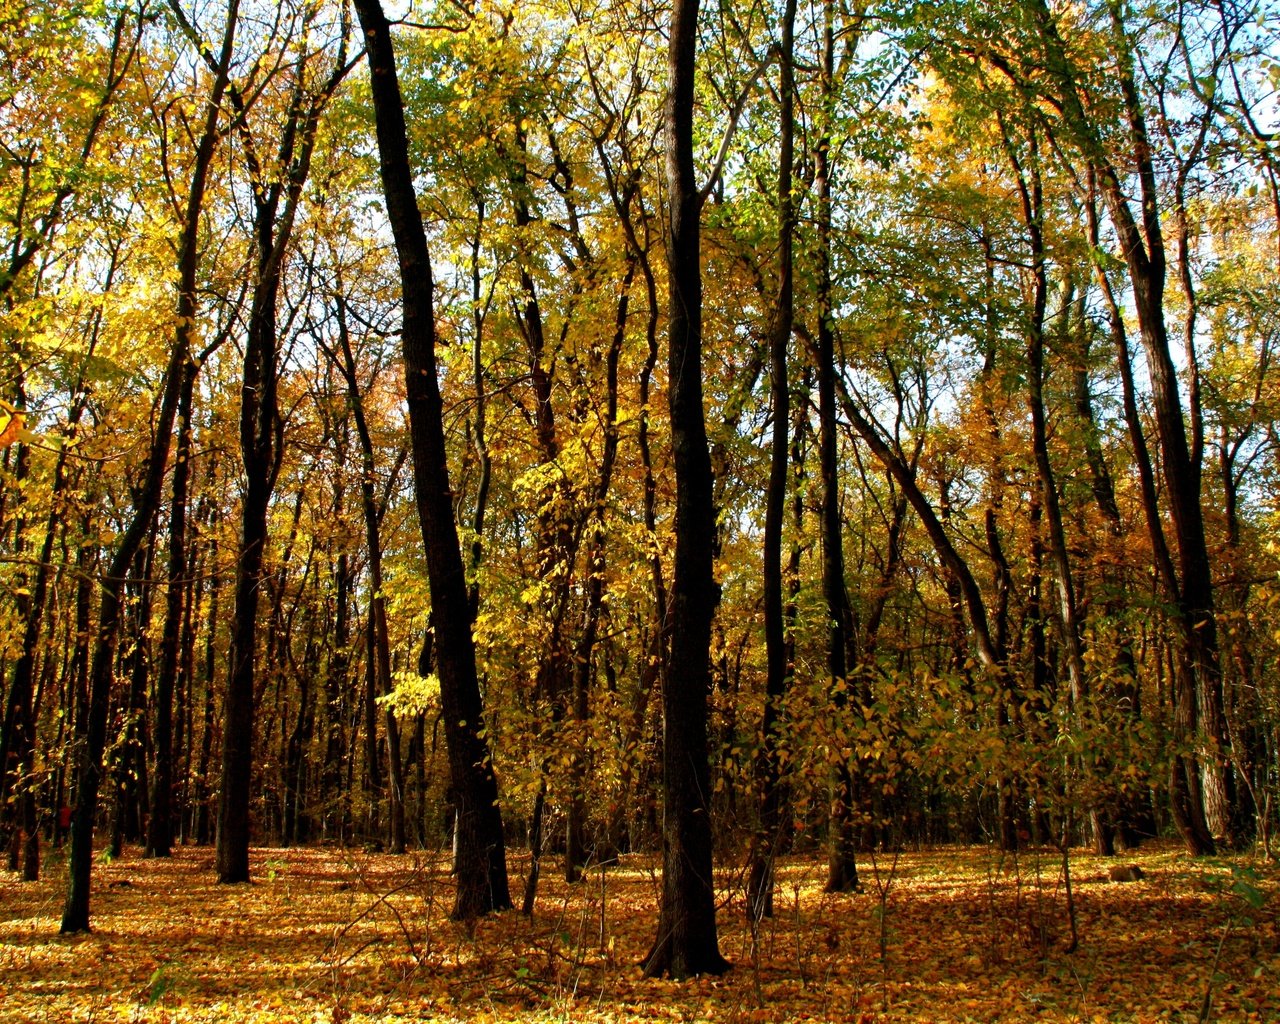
left=377, top=670, right=442, bottom=719
left=0, top=398, right=24, bottom=448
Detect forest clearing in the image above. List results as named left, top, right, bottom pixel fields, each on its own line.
left=1, top=841, right=1277, bottom=1023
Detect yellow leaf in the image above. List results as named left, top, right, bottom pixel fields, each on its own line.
left=0, top=400, right=23, bottom=448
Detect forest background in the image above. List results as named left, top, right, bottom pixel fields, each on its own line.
left=1, top=0, right=1279, bottom=1010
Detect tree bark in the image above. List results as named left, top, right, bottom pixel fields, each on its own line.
left=59, top=1, right=237, bottom=931
left=216, top=15, right=347, bottom=881
left=641, top=0, right=728, bottom=978
left=749, top=0, right=798, bottom=921
left=353, top=0, right=510, bottom=918
left=146, top=350, right=200, bottom=857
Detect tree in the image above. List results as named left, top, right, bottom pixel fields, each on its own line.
left=0, top=0, right=144, bottom=883
left=747, top=0, right=798, bottom=922
left=352, top=0, right=510, bottom=920
left=187, top=0, right=351, bottom=884
left=0, top=3, right=139, bottom=299
left=641, top=0, right=729, bottom=979
left=59, top=0, right=239, bottom=935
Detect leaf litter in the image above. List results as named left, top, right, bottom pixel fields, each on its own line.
left=1, top=842, right=1276, bottom=1023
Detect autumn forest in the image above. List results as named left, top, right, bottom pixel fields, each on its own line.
left=2, top=0, right=1279, bottom=1017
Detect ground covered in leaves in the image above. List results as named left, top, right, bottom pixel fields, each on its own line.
left=1, top=841, right=1276, bottom=1022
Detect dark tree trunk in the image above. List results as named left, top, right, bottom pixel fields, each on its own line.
left=466, top=197, right=491, bottom=617
left=813, top=1, right=860, bottom=896
left=641, top=0, right=728, bottom=979
left=748, top=0, right=797, bottom=922
left=1086, top=179, right=1215, bottom=854
left=1067, top=280, right=1146, bottom=851
left=283, top=631, right=315, bottom=846
left=614, top=148, right=670, bottom=810
left=363, top=615, right=382, bottom=838
left=146, top=352, right=200, bottom=857
left=2, top=337, right=97, bottom=879
left=509, top=141, right=573, bottom=903
left=837, top=389, right=1000, bottom=672
left=565, top=257, right=631, bottom=882
left=216, top=24, right=346, bottom=882
left=111, top=540, right=155, bottom=855
left=353, top=0, right=509, bottom=918
left=217, top=211, right=281, bottom=883
left=175, top=500, right=202, bottom=844
left=1030, top=0, right=1226, bottom=853
left=342, top=301, right=406, bottom=855
left=324, top=548, right=351, bottom=841
left=0, top=385, right=33, bottom=872
left=195, top=528, right=220, bottom=847
left=59, top=4, right=237, bottom=931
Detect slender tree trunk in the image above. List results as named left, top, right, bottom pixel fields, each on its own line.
left=814, top=0, right=861, bottom=895
left=217, top=217, right=281, bottom=883
left=112, top=539, right=155, bottom=855
left=334, top=295, right=404, bottom=854
left=1030, top=0, right=1226, bottom=852
left=1084, top=173, right=1214, bottom=855
left=195, top=521, right=220, bottom=847
left=325, top=547, right=351, bottom=841
left=283, top=628, right=315, bottom=846
left=466, top=195, right=491, bottom=618
left=749, top=0, right=797, bottom=921
left=175, top=509, right=201, bottom=844
left=146, top=352, right=200, bottom=856
left=216, top=22, right=346, bottom=881
left=0, top=383, right=32, bottom=873
left=59, top=4, right=237, bottom=931
left=353, top=0, right=509, bottom=918
left=508, top=137, right=574, bottom=899
left=1067, top=278, right=1145, bottom=850
left=1004, top=123, right=1087, bottom=706
left=61, top=265, right=183, bottom=929
left=565, top=258, right=631, bottom=881
left=1, top=324, right=99, bottom=879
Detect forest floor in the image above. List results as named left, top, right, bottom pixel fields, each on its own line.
left=1, top=839, right=1277, bottom=1023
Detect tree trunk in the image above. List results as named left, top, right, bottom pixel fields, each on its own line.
left=749, top=0, right=797, bottom=921
left=1029, top=0, right=1226, bottom=853
left=216, top=212, right=281, bottom=883
left=146, top=351, right=201, bottom=857
left=813, top=0, right=862, bottom=896
left=1, top=385, right=32, bottom=873
left=195, top=527, right=220, bottom=847
left=111, top=540, right=155, bottom=855
left=334, top=298, right=405, bottom=854
left=565, top=257, right=631, bottom=882
left=59, top=2, right=237, bottom=931
left=642, top=0, right=728, bottom=978
left=216, top=20, right=346, bottom=881
left=2, top=324, right=99, bottom=879
left=324, top=547, right=351, bottom=842
left=353, top=0, right=509, bottom=919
